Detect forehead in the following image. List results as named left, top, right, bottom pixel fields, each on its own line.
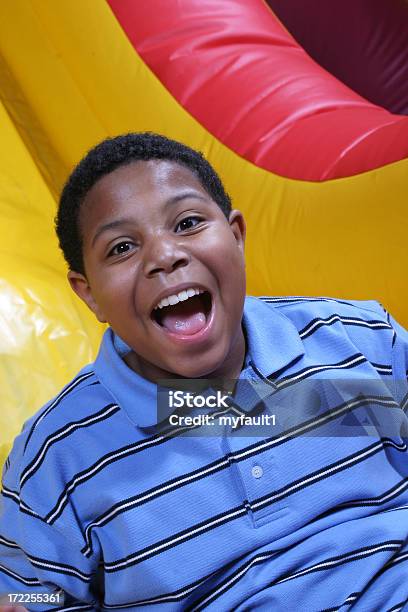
left=79, top=160, right=217, bottom=243
left=83, top=159, right=207, bottom=208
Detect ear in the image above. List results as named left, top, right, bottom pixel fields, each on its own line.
left=228, top=209, right=246, bottom=253
left=67, top=271, right=107, bottom=323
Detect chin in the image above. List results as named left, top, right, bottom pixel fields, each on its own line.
left=170, top=359, right=221, bottom=380
left=166, top=359, right=215, bottom=378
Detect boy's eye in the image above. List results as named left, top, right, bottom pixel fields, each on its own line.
left=108, top=241, right=135, bottom=257
left=175, top=216, right=202, bottom=232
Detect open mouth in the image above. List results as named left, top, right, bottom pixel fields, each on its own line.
left=152, top=290, right=213, bottom=336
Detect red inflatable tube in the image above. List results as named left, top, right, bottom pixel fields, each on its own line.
left=108, top=0, right=408, bottom=181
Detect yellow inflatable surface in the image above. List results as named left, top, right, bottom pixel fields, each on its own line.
left=0, top=1, right=407, bottom=467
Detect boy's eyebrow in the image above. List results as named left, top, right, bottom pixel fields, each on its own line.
left=167, top=190, right=207, bottom=205
left=91, top=191, right=208, bottom=246
left=91, top=218, right=134, bottom=247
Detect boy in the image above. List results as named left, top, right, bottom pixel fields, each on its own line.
left=0, top=133, right=407, bottom=611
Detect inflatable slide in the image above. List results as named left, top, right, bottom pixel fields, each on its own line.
left=0, top=0, right=407, bottom=466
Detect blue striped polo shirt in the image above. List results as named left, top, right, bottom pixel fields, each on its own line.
left=1, top=296, right=407, bottom=611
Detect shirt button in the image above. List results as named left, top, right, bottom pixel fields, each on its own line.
left=251, top=465, right=263, bottom=479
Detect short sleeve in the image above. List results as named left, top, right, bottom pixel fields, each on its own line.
left=387, top=312, right=408, bottom=411
left=0, top=438, right=101, bottom=611
left=388, top=314, right=408, bottom=376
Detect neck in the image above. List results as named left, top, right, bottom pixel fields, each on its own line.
left=124, top=324, right=247, bottom=386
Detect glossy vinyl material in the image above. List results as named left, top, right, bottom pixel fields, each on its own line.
left=108, top=0, right=408, bottom=180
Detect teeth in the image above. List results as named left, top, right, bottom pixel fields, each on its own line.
left=154, top=287, right=204, bottom=310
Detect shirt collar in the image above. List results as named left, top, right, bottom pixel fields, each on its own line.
left=94, top=296, right=304, bottom=427
left=242, top=296, right=304, bottom=378
left=94, top=329, right=158, bottom=428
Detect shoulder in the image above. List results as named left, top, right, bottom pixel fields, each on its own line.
left=254, top=295, right=388, bottom=321
left=2, top=363, right=116, bottom=508
left=250, top=295, right=394, bottom=363
left=22, top=364, right=110, bottom=450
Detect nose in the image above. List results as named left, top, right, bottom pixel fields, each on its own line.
left=143, top=234, right=190, bottom=277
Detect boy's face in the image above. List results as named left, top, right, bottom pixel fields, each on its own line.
left=68, top=160, right=246, bottom=381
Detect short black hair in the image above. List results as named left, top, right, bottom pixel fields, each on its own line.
left=56, top=132, right=232, bottom=274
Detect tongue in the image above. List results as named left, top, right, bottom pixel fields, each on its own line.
left=160, top=296, right=207, bottom=335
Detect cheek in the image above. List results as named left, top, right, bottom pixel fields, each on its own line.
left=214, top=236, right=245, bottom=275
left=206, top=238, right=246, bottom=302
left=205, top=228, right=242, bottom=262
left=91, top=264, right=137, bottom=306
